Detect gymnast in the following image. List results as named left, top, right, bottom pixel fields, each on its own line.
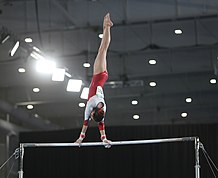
left=75, top=13, right=113, bottom=147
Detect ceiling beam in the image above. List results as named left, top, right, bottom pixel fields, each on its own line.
left=0, top=119, right=28, bottom=135
left=0, top=99, right=62, bottom=131
left=19, top=14, right=218, bottom=35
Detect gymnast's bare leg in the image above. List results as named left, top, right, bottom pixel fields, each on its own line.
left=75, top=13, right=113, bottom=146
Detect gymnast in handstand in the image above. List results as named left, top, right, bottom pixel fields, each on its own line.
left=75, top=13, right=113, bottom=146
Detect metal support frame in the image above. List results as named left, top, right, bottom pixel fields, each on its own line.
left=18, top=136, right=200, bottom=178
left=195, top=137, right=201, bottom=178
left=18, top=144, right=24, bottom=178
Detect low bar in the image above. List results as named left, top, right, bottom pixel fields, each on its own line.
left=22, top=136, right=196, bottom=148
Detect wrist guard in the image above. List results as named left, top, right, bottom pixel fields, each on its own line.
left=101, top=135, right=107, bottom=142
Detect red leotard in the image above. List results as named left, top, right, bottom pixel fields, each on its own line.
left=88, top=71, right=108, bottom=100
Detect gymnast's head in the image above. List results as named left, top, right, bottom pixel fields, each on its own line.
left=91, top=102, right=105, bottom=122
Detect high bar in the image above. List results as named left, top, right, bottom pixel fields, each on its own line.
left=21, top=136, right=198, bottom=148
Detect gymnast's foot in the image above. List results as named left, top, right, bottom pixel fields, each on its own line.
left=104, top=13, right=113, bottom=28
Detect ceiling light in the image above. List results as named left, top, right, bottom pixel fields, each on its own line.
left=148, top=59, right=156, bottom=65
left=185, top=97, right=192, bottom=103
left=36, top=59, right=56, bottom=74
left=33, top=88, right=40, bottom=93
left=174, top=29, right=183, bottom=35
left=25, top=37, right=33, bottom=43
left=210, top=78, right=216, bottom=84
left=18, top=68, right=26, bottom=73
left=65, top=72, right=72, bottom=78
left=149, top=81, right=157, bottom=87
left=98, top=33, right=103, bottom=39
left=30, top=51, right=45, bottom=60
left=181, top=112, right=188, bottom=118
left=80, top=87, right=89, bottom=99
left=133, top=114, right=140, bottom=120
left=33, top=46, right=41, bottom=52
left=1, top=34, right=10, bottom=44
left=131, top=100, right=138, bottom=105
left=66, top=79, right=82, bottom=92
left=79, top=103, right=86, bottom=107
left=83, top=62, right=91, bottom=68
left=27, top=105, right=34, bottom=110
left=10, top=41, right=19, bottom=56
left=52, top=68, right=65, bottom=81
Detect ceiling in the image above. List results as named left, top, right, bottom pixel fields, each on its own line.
left=0, top=0, right=218, bottom=142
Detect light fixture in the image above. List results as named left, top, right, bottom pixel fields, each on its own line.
left=148, top=59, right=156, bottom=65
left=83, top=62, right=91, bottom=68
left=80, top=87, right=89, bottom=99
left=149, top=81, right=157, bottom=87
left=36, top=59, right=56, bottom=74
left=25, top=37, right=33, bottom=43
left=131, top=100, right=138, bottom=105
left=210, top=78, right=216, bottom=84
left=98, top=33, right=103, bottom=39
left=1, top=34, right=10, bottom=44
left=33, top=46, right=41, bottom=52
left=18, top=67, right=26, bottom=73
left=133, top=114, right=140, bottom=120
left=185, top=97, right=192, bottom=103
left=52, top=68, right=65, bottom=81
left=181, top=112, right=188, bottom=118
left=66, top=79, right=82, bottom=92
left=10, top=41, right=19, bottom=56
left=30, top=51, right=45, bottom=60
left=79, top=103, right=86, bottom=108
left=27, top=105, right=34, bottom=110
left=33, top=88, right=40, bottom=93
left=65, top=72, right=72, bottom=78
left=174, top=29, right=183, bottom=35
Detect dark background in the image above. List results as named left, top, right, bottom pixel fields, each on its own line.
left=19, top=124, right=218, bottom=178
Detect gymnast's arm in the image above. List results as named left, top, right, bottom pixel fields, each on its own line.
left=98, top=121, right=111, bottom=145
left=75, top=120, right=88, bottom=144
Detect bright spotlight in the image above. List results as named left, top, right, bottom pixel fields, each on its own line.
left=52, top=68, right=65, bottom=81
left=36, top=59, right=56, bottom=74
left=66, top=79, right=82, bottom=92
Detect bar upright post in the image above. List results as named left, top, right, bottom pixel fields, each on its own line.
left=18, top=144, right=24, bottom=178
left=195, top=137, right=200, bottom=178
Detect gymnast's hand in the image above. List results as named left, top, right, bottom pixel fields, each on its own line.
left=103, top=139, right=112, bottom=148
left=74, top=138, right=83, bottom=146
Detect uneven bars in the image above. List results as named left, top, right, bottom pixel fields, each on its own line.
left=18, top=136, right=200, bottom=178
left=21, top=136, right=197, bottom=147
